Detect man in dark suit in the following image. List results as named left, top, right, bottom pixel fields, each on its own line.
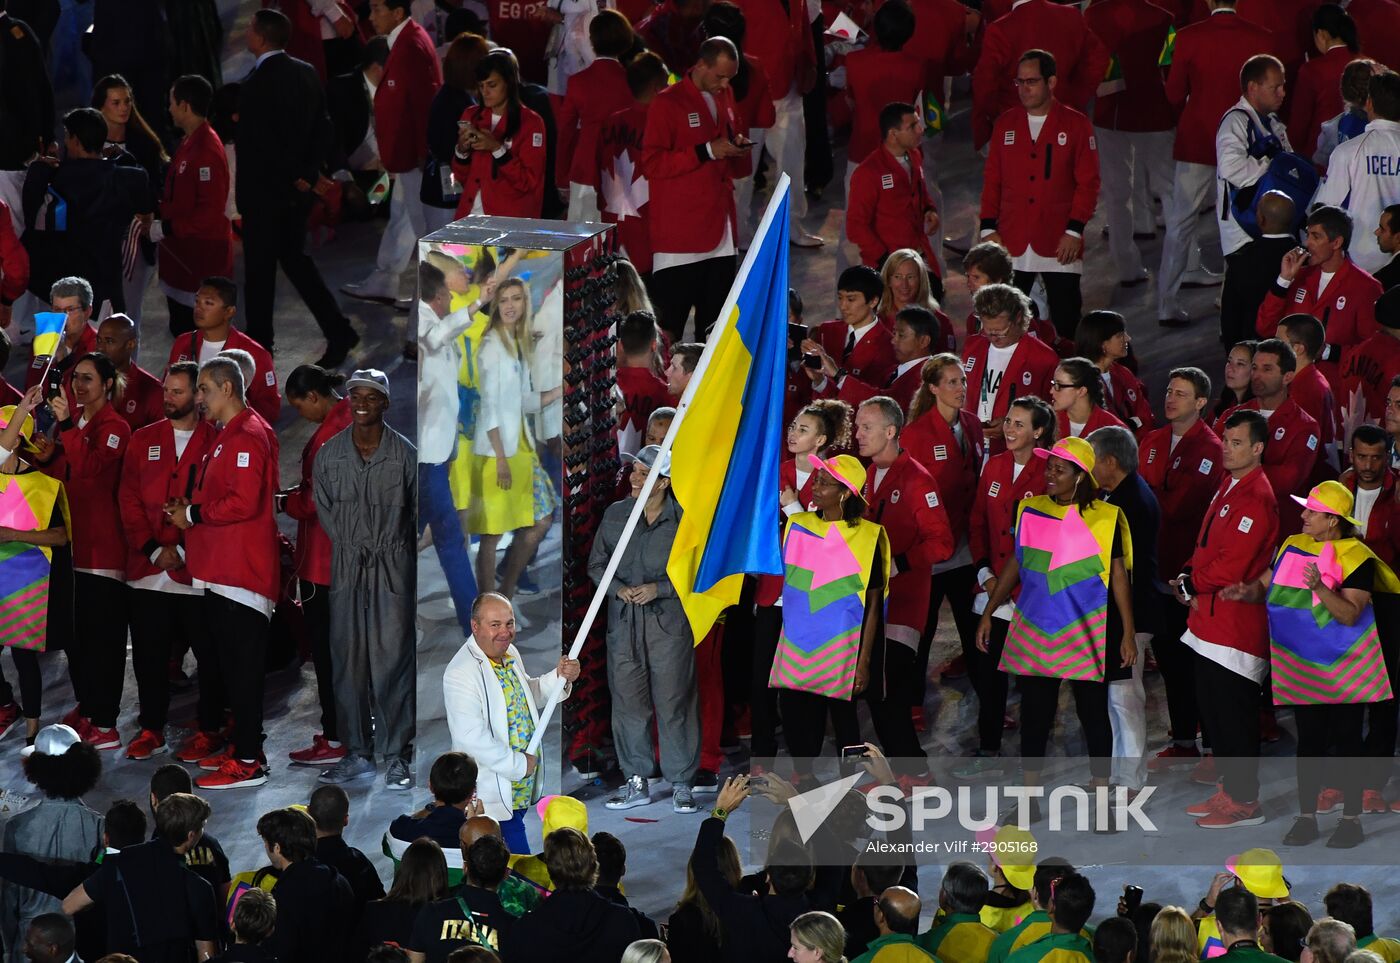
left=0, top=3, right=54, bottom=170
left=326, top=37, right=388, bottom=174
left=1219, top=190, right=1300, bottom=348
left=1374, top=204, right=1400, bottom=290
left=237, top=8, right=358, bottom=367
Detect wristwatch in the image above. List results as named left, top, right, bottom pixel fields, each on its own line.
left=711, top=807, right=729, bottom=821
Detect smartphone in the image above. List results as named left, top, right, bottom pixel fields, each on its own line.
left=788, top=322, right=807, bottom=361
left=1123, top=885, right=1143, bottom=916
left=749, top=775, right=770, bottom=791
left=1175, top=577, right=1193, bottom=604
left=802, top=353, right=822, bottom=370
left=841, top=745, right=869, bottom=764
left=457, top=120, right=474, bottom=129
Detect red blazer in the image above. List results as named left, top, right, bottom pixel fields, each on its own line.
left=115, top=363, right=164, bottom=432
left=617, top=365, right=671, bottom=453
left=1085, top=0, right=1177, bottom=133
left=118, top=418, right=218, bottom=584
left=1288, top=362, right=1340, bottom=454
left=1289, top=44, right=1355, bottom=162
left=964, top=307, right=1066, bottom=355
left=881, top=307, right=957, bottom=355
left=1341, top=469, right=1400, bottom=564
left=892, top=0, right=974, bottom=97
left=41, top=403, right=130, bottom=572
left=1165, top=10, right=1276, bottom=165
left=1237, top=0, right=1322, bottom=86
left=452, top=104, right=547, bottom=218
left=158, top=122, right=232, bottom=294
left=822, top=360, right=924, bottom=413
left=1139, top=418, right=1225, bottom=577
left=732, top=55, right=776, bottom=179
left=0, top=198, right=28, bottom=306
left=169, top=327, right=281, bottom=426
left=1104, top=362, right=1156, bottom=433
left=961, top=332, right=1059, bottom=431
left=376, top=19, right=442, bottom=173
left=596, top=102, right=654, bottom=273
left=862, top=451, right=954, bottom=647
left=1339, top=330, right=1400, bottom=421
left=844, top=48, right=927, bottom=164
left=1055, top=405, right=1126, bottom=440
left=816, top=318, right=897, bottom=387
left=847, top=145, right=938, bottom=270
left=903, top=407, right=986, bottom=536
left=1345, top=0, right=1400, bottom=71
left=186, top=407, right=281, bottom=603
left=970, top=450, right=1049, bottom=581
left=734, top=0, right=813, bottom=98
left=1255, top=258, right=1382, bottom=390
left=642, top=76, right=741, bottom=255
left=971, top=0, right=1109, bottom=149
left=1184, top=465, right=1279, bottom=659
left=285, top=398, right=353, bottom=586
left=980, top=101, right=1101, bottom=260
left=557, top=58, right=632, bottom=188
left=1213, top=397, right=1320, bottom=535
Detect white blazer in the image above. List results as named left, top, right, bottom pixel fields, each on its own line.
left=442, top=637, right=572, bottom=820
left=472, top=329, right=541, bottom=458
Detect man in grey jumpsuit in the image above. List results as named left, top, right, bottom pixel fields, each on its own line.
left=312, top=369, right=419, bottom=790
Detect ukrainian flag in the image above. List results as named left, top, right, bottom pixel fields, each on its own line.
left=665, top=177, right=791, bottom=642
left=32, top=312, right=64, bottom=359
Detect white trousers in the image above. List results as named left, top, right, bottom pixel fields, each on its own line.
left=567, top=182, right=599, bottom=222
left=1109, top=651, right=1148, bottom=790
left=735, top=84, right=809, bottom=247
left=375, top=168, right=428, bottom=277
left=1156, top=160, right=1216, bottom=315
left=1096, top=127, right=1174, bottom=282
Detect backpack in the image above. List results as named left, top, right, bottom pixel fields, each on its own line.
left=1221, top=108, right=1318, bottom=240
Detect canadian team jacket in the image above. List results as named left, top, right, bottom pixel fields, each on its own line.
left=844, top=47, right=927, bottom=164
left=642, top=75, right=741, bottom=255
left=961, top=332, right=1059, bottom=431
left=41, top=403, right=130, bottom=572
left=169, top=327, right=282, bottom=426
left=1103, top=362, right=1156, bottom=434
left=117, top=418, right=217, bottom=584
left=1084, top=0, right=1177, bottom=133
left=903, top=406, right=986, bottom=538
left=1347, top=0, right=1400, bottom=71
left=186, top=407, right=281, bottom=604
left=1213, top=397, right=1320, bottom=536
left=1139, top=418, right=1225, bottom=578
left=1289, top=43, right=1353, bottom=163
left=1164, top=10, right=1275, bottom=166
left=847, top=145, right=938, bottom=270
left=451, top=104, right=547, bottom=218
left=555, top=57, right=632, bottom=189
left=815, top=318, right=898, bottom=387
left=0, top=198, right=28, bottom=307
left=284, top=397, right=353, bottom=586
left=114, top=363, right=164, bottom=433
left=157, top=121, right=232, bottom=294
left=980, top=101, right=1100, bottom=261
left=1288, top=362, right=1341, bottom=457
left=1340, top=330, right=1400, bottom=421
left=1255, top=258, right=1382, bottom=389
left=595, top=101, right=655, bottom=273
left=970, top=450, right=1049, bottom=586
left=881, top=0, right=973, bottom=98
left=734, top=0, right=813, bottom=99
left=1341, top=468, right=1400, bottom=564
left=1055, top=405, right=1126, bottom=441
left=375, top=18, right=442, bottom=174
left=820, top=359, right=924, bottom=413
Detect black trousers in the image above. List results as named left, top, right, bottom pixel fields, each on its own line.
left=240, top=204, right=353, bottom=351
left=1294, top=702, right=1366, bottom=816
left=129, top=588, right=206, bottom=732
left=300, top=579, right=339, bottom=742
left=1018, top=674, right=1112, bottom=779
left=649, top=255, right=737, bottom=344
left=866, top=643, right=927, bottom=774
left=920, top=565, right=979, bottom=703
left=207, top=593, right=269, bottom=761
left=749, top=603, right=783, bottom=759
left=167, top=297, right=195, bottom=337
left=0, top=648, right=41, bottom=718
left=1363, top=598, right=1400, bottom=790
left=1013, top=269, right=1082, bottom=340
left=969, top=616, right=1011, bottom=752
left=1194, top=652, right=1261, bottom=802
left=1152, top=596, right=1209, bottom=747
left=779, top=688, right=860, bottom=775
left=70, top=574, right=129, bottom=729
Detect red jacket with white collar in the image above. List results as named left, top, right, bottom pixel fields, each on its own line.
left=115, top=363, right=164, bottom=432
left=41, top=403, right=130, bottom=572
left=642, top=75, right=741, bottom=256
left=1287, top=362, right=1340, bottom=454
left=1341, top=468, right=1400, bottom=564
left=883, top=307, right=957, bottom=355
left=961, top=332, right=1059, bottom=436
left=1164, top=9, right=1276, bottom=165
left=1340, top=330, right=1400, bottom=421
left=816, top=318, right=897, bottom=388
left=862, top=450, right=955, bottom=648
left=847, top=145, right=939, bottom=271
left=1103, top=362, right=1156, bottom=434
left=117, top=418, right=218, bottom=584
left=823, top=359, right=924, bottom=412
left=169, top=327, right=281, bottom=427
left=1055, top=405, right=1126, bottom=441
left=1236, top=0, right=1322, bottom=85
left=734, top=0, right=813, bottom=98
left=1289, top=43, right=1353, bottom=162
left=903, top=407, right=986, bottom=536
left=1256, top=258, right=1382, bottom=390
left=888, top=0, right=974, bottom=98
left=1139, top=418, right=1225, bottom=577
left=186, top=406, right=281, bottom=604
left=556, top=57, right=632, bottom=188
left=964, top=307, right=1067, bottom=355
left=285, top=398, right=353, bottom=586
left=757, top=458, right=820, bottom=606
left=1084, top=0, right=1177, bottom=133
left=375, top=19, right=442, bottom=173
left=980, top=101, right=1101, bottom=261
left=1213, top=397, right=1321, bottom=535
left=970, top=449, right=1049, bottom=580
left=844, top=48, right=927, bottom=164
left=451, top=104, right=547, bottom=218
left=158, top=122, right=232, bottom=294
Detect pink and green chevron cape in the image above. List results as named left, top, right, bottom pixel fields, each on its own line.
left=768, top=512, right=891, bottom=699
left=1267, top=535, right=1398, bottom=706
left=0, top=470, right=69, bottom=652
left=999, top=497, right=1133, bottom=683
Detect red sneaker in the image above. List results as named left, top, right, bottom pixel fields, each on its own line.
left=1259, top=710, right=1281, bottom=744
left=1196, top=796, right=1264, bottom=829
left=0, top=703, right=19, bottom=738
left=176, top=731, right=225, bottom=764
left=288, top=734, right=346, bottom=767
left=198, top=747, right=232, bottom=771
left=1190, top=753, right=1218, bottom=786
left=938, top=655, right=967, bottom=680
left=196, top=756, right=268, bottom=790
left=1147, top=744, right=1201, bottom=773
left=1186, top=788, right=1230, bottom=817
left=1315, top=788, right=1345, bottom=814
left=83, top=726, right=121, bottom=750
left=126, top=729, right=168, bottom=760
left=60, top=707, right=91, bottom=737
left=911, top=706, right=927, bottom=731
left=1363, top=790, right=1387, bottom=814
left=1389, top=796, right=1400, bottom=814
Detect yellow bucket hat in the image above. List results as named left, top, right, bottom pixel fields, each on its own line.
left=1226, top=848, right=1289, bottom=899
left=1290, top=480, right=1359, bottom=528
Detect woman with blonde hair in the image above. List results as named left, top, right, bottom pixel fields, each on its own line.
left=878, top=249, right=955, bottom=353
left=622, top=940, right=671, bottom=963
left=668, top=835, right=741, bottom=963
left=790, top=911, right=849, bottom=963
left=1150, top=906, right=1201, bottom=963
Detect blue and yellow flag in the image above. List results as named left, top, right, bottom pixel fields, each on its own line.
left=665, top=180, right=790, bottom=642
left=32, top=311, right=64, bottom=359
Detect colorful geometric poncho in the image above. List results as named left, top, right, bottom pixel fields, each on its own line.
left=999, top=496, right=1133, bottom=683
left=0, top=470, right=70, bottom=652
left=1267, top=535, right=1398, bottom=706
left=769, top=511, right=891, bottom=700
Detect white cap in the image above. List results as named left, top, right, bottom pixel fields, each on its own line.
left=21, top=723, right=82, bottom=758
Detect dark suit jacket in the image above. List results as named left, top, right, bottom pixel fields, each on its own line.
left=1103, top=470, right=1163, bottom=637
left=1376, top=255, right=1400, bottom=291
left=0, top=12, right=54, bottom=169
left=326, top=69, right=373, bottom=171
left=520, top=81, right=563, bottom=219
left=236, top=50, right=334, bottom=216
left=1221, top=234, right=1297, bottom=348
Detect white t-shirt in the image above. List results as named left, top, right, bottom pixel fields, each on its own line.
left=978, top=343, right=1017, bottom=423
left=1011, top=460, right=1026, bottom=484
left=1353, top=485, right=1382, bottom=532
left=172, top=427, right=194, bottom=460
left=198, top=339, right=227, bottom=365
left=1317, top=270, right=1336, bottom=298
left=1069, top=420, right=1086, bottom=437
left=1170, top=432, right=1184, bottom=455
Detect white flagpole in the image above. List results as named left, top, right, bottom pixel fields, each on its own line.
left=525, top=175, right=792, bottom=754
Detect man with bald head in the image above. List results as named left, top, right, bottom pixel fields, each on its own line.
left=442, top=592, right=580, bottom=854
left=853, top=886, right=934, bottom=963
left=95, top=313, right=163, bottom=430
left=1220, top=189, right=1300, bottom=348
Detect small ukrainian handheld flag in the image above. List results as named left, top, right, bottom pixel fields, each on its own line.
left=665, top=176, right=791, bottom=643
left=31, top=312, right=64, bottom=360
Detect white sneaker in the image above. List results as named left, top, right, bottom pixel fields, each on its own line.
left=341, top=273, right=398, bottom=303
left=790, top=230, right=825, bottom=248
left=605, top=775, right=651, bottom=810
left=1181, top=267, right=1223, bottom=288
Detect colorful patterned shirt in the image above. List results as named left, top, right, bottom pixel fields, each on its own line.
left=490, top=657, right=536, bottom=810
